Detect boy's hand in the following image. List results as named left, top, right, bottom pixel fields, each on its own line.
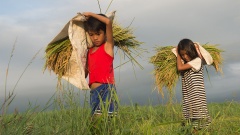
left=82, top=12, right=92, bottom=19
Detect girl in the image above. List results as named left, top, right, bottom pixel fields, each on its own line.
left=176, top=38, right=211, bottom=130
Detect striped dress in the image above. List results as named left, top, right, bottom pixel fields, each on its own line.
left=181, top=60, right=211, bottom=129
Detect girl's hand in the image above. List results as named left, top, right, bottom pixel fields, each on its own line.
left=194, top=43, right=203, bottom=59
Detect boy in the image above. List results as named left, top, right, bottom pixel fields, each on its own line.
left=83, top=12, right=117, bottom=117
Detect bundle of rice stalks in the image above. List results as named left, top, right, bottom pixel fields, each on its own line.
left=44, top=22, right=144, bottom=79
left=202, top=44, right=224, bottom=73
left=150, top=46, right=178, bottom=97
left=44, top=37, right=72, bottom=79
left=149, top=44, right=223, bottom=97
left=113, top=21, right=144, bottom=68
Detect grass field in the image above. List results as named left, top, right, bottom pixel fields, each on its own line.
left=1, top=92, right=240, bottom=135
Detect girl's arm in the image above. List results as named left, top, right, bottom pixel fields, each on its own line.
left=176, top=49, right=192, bottom=71
left=83, top=12, right=114, bottom=56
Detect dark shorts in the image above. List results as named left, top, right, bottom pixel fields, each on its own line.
left=90, top=84, right=118, bottom=115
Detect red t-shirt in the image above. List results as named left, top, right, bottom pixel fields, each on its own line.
left=88, top=44, right=115, bottom=85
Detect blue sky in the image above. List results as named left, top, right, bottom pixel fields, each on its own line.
left=1, top=0, right=240, bottom=112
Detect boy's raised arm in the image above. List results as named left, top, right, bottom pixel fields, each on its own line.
left=83, top=12, right=114, bottom=50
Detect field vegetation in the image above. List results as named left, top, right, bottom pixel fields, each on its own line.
left=1, top=86, right=240, bottom=134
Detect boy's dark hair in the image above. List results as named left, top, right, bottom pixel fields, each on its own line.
left=177, top=38, right=199, bottom=62
left=84, top=14, right=107, bottom=33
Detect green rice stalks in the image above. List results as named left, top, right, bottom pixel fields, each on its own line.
left=150, top=44, right=223, bottom=97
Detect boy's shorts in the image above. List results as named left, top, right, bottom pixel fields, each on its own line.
left=90, top=84, right=117, bottom=115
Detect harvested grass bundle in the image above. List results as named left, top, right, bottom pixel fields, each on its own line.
left=113, top=21, right=144, bottom=68
left=113, top=22, right=142, bottom=53
left=150, top=46, right=178, bottom=97
left=44, top=37, right=72, bottom=79
left=202, top=44, right=224, bottom=73
left=150, top=44, right=223, bottom=97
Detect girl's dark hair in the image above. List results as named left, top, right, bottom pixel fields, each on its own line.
left=84, top=14, right=107, bottom=33
left=177, top=38, right=199, bottom=62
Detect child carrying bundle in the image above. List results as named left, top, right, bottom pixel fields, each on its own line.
left=44, top=11, right=143, bottom=90
left=150, top=38, right=223, bottom=131
left=44, top=11, right=144, bottom=121
left=174, top=39, right=212, bottom=130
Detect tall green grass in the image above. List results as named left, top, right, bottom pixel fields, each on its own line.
left=1, top=87, right=240, bottom=135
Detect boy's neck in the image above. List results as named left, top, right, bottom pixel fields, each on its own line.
left=91, top=43, right=104, bottom=53
left=93, top=42, right=105, bottom=47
